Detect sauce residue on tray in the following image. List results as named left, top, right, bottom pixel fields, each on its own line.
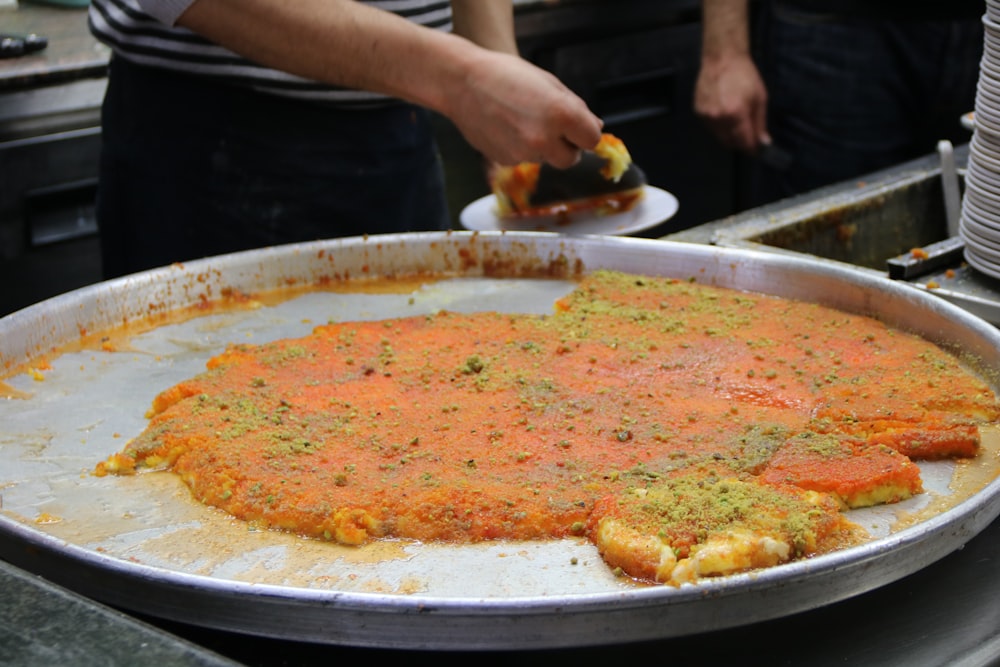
left=893, top=425, right=1000, bottom=531
left=0, top=274, right=448, bottom=385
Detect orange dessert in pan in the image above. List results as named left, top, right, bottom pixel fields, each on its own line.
left=96, top=270, right=1000, bottom=585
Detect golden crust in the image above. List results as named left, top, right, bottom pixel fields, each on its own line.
left=592, top=134, right=632, bottom=182
left=588, top=476, right=855, bottom=585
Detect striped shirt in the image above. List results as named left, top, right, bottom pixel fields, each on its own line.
left=88, top=0, right=454, bottom=106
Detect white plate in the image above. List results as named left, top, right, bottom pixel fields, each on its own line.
left=962, top=186, right=1000, bottom=226
left=965, top=245, right=1000, bottom=281
left=459, top=185, right=679, bottom=236
left=961, top=215, right=1000, bottom=254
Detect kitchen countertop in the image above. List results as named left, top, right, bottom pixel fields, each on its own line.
left=0, top=4, right=107, bottom=90
left=0, top=558, right=238, bottom=666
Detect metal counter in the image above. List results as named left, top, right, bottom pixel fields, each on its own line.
left=666, top=143, right=1000, bottom=326
left=0, top=559, right=238, bottom=667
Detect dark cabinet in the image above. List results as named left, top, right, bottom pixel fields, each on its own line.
left=0, top=80, right=105, bottom=316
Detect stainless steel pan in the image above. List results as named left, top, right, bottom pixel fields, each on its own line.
left=1, top=231, right=999, bottom=650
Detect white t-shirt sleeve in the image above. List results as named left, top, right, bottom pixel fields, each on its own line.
left=136, top=0, right=199, bottom=26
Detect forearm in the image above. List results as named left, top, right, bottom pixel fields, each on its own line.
left=695, top=0, right=767, bottom=151
left=177, top=0, right=603, bottom=167
left=177, top=0, right=481, bottom=115
left=451, top=0, right=518, bottom=55
left=701, top=0, right=751, bottom=61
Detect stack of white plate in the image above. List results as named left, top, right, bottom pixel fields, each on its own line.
left=962, top=1, right=1000, bottom=279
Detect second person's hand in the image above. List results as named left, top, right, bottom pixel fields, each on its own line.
left=694, top=51, right=769, bottom=154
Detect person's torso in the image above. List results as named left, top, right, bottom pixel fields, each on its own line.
left=88, top=0, right=454, bottom=106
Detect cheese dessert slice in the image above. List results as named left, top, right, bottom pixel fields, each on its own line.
left=490, top=133, right=647, bottom=218
left=588, top=475, right=856, bottom=586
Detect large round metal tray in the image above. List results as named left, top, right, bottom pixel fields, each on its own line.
left=2, top=231, right=1000, bottom=651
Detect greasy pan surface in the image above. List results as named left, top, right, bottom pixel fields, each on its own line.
left=1, top=231, right=1000, bottom=650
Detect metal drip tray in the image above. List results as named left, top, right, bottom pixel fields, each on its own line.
left=679, top=144, right=1000, bottom=326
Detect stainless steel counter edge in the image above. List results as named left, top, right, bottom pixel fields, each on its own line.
left=0, top=559, right=240, bottom=667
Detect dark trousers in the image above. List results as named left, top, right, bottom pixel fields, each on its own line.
left=96, top=57, right=449, bottom=279
left=751, top=3, right=983, bottom=205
